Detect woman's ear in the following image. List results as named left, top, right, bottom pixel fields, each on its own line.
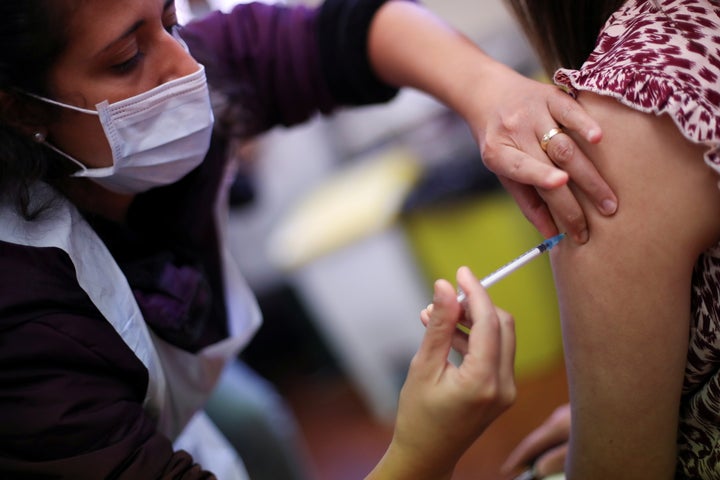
left=0, top=90, right=49, bottom=138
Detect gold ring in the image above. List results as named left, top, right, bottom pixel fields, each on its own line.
left=540, top=127, right=564, bottom=152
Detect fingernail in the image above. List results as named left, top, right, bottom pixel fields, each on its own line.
left=433, top=280, right=446, bottom=303
left=587, top=127, right=602, bottom=142
left=457, top=265, right=471, bottom=276
left=601, top=198, right=617, bottom=215
left=546, top=170, right=568, bottom=186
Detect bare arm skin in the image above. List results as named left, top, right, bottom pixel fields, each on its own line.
left=366, top=1, right=617, bottom=245
left=555, top=92, right=720, bottom=479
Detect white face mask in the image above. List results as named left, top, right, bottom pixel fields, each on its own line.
left=29, top=65, right=214, bottom=194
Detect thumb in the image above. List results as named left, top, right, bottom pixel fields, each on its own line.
left=415, top=278, right=461, bottom=371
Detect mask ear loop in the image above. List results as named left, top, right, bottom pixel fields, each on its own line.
left=23, top=92, right=97, bottom=115
left=32, top=131, right=89, bottom=172
left=22, top=90, right=97, bottom=173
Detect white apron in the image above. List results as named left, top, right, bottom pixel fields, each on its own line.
left=0, top=182, right=262, bottom=479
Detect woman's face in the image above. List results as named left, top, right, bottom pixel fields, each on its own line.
left=44, top=0, right=199, bottom=169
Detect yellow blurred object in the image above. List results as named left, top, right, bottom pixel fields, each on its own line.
left=267, top=148, right=422, bottom=271
left=402, top=192, right=563, bottom=378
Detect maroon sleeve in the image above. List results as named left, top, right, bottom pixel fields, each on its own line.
left=179, top=0, right=403, bottom=137
left=181, top=2, right=336, bottom=137
left=317, top=0, right=405, bottom=105
left=0, top=242, right=214, bottom=479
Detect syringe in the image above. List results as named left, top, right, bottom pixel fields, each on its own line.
left=455, top=232, right=565, bottom=335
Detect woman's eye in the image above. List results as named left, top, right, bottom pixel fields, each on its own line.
left=112, top=52, right=145, bottom=74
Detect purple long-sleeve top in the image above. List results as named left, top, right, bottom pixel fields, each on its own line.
left=0, top=1, right=403, bottom=478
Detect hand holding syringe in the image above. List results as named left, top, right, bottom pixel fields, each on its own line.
left=455, top=233, right=565, bottom=335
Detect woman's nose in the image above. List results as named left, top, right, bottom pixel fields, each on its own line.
left=156, top=30, right=200, bottom=85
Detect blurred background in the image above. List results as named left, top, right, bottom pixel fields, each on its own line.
left=181, top=1, right=569, bottom=478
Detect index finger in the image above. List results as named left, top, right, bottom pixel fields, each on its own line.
left=499, top=178, right=560, bottom=240
left=455, top=267, right=502, bottom=369
left=503, top=405, right=572, bottom=471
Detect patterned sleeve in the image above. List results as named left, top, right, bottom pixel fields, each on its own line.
left=553, top=0, right=720, bottom=170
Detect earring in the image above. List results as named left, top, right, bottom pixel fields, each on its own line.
left=32, top=132, right=46, bottom=143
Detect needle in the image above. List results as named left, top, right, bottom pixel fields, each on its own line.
left=455, top=233, right=566, bottom=335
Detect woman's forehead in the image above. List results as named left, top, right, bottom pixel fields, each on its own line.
left=63, top=0, right=169, bottom=48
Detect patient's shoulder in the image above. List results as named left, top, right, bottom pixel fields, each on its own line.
left=556, top=0, right=720, bottom=169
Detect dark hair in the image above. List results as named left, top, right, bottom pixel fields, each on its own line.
left=504, top=0, right=626, bottom=75
left=0, top=1, right=77, bottom=217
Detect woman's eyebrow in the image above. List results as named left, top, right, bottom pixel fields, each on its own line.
left=97, top=20, right=144, bottom=57
left=95, top=0, right=173, bottom=59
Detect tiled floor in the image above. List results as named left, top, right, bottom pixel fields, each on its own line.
left=281, top=360, right=569, bottom=480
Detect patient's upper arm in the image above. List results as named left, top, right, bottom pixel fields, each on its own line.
left=554, top=92, right=720, bottom=479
